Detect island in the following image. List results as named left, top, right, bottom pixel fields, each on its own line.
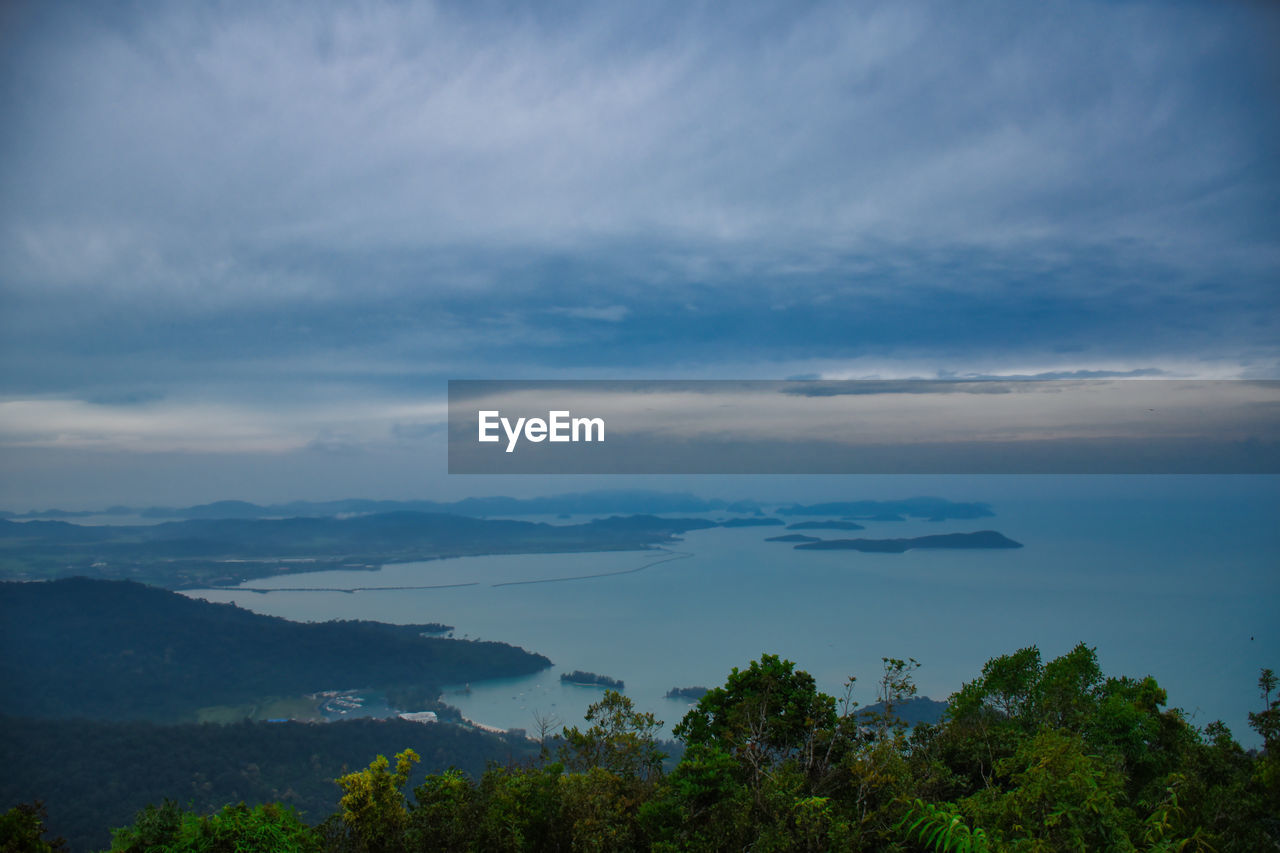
left=719, top=517, right=785, bottom=527
left=560, top=670, right=624, bottom=689
left=765, top=533, right=822, bottom=543
left=785, top=520, right=866, bottom=531
left=779, top=498, right=994, bottom=521
left=665, top=686, right=710, bottom=701
left=794, top=530, right=1022, bottom=552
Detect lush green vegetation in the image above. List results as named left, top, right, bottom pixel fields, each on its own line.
left=10, top=645, right=1273, bottom=851
left=0, top=578, right=549, bottom=720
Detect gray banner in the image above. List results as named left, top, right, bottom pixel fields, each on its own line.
left=448, top=379, right=1280, bottom=474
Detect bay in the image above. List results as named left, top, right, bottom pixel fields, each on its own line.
left=185, top=483, right=1279, bottom=746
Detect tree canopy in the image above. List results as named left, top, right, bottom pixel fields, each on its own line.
left=52, top=645, right=1280, bottom=851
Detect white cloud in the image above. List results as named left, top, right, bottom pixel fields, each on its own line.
left=0, top=396, right=448, bottom=454
left=552, top=305, right=630, bottom=322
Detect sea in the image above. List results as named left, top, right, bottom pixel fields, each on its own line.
left=184, top=476, right=1279, bottom=747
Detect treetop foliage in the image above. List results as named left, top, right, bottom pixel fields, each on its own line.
left=17, top=643, right=1277, bottom=851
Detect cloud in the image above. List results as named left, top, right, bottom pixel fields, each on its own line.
left=944, top=369, right=1169, bottom=381
left=0, top=1, right=1276, bottom=503
left=3, top=2, right=1275, bottom=270
left=552, top=305, right=631, bottom=323
left=0, top=395, right=449, bottom=454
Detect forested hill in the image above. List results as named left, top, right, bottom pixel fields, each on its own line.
left=0, top=715, right=541, bottom=852
left=0, top=578, right=550, bottom=720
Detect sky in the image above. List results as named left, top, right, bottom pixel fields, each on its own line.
left=1, top=0, right=1278, bottom=508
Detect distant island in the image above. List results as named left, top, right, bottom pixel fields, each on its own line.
left=0, top=493, right=993, bottom=524
left=665, top=686, right=709, bottom=701
left=0, top=494, right=1003, bottom=588
left=765, top=533, right=822, bottom=543
left=795, top=531, right=1022, bottom=553
left=785, top=520, right=865, bottom=530
left=0, top=494, right=1003, bottom=589
left=779, top=498, right=994, bottom=521
left=560, top=670, right=624, bottom=689
left=0, top=512, right=718, bottom=589
left=0, top=490, right=766, bottom=521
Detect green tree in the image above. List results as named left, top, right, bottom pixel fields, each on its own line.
left=561, top=690, right=665, bottom=783
left=1249, top=668, right=1279, bottom=763
left=406, top=768, right=477, bottom=852
left=1034, top=643, right=1103, bottom=731
left=474, top=763, right=566, bottom=851
left=182, top=803, right=318, bottom=853
left=640, top=743, right=753, bottom=851
left=951, top=646, right=1043, bottom=723
left=674, top=654, right=837, bottom=784
left=0, top=802, right=67, bottom=853
left=1086, top=675, right=1198, bottom=803
left=106, top=800, right=184, bottom=852
left=559, top=767, right=644, bottom=851
left=865, top=656, right=922, bottom=739
left=334, top=749, right=419, bottom=853
left=1246, top=666, right=1280, bottom=834
left=108, top=801, right=317, bottom=853
left=961, top=729, right=1136, bottom=852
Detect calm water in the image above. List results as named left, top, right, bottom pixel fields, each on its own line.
left=186, top=483, right=1279, bottom=746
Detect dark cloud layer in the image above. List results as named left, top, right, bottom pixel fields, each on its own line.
left=0, top=1, right=1277, bottom=503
